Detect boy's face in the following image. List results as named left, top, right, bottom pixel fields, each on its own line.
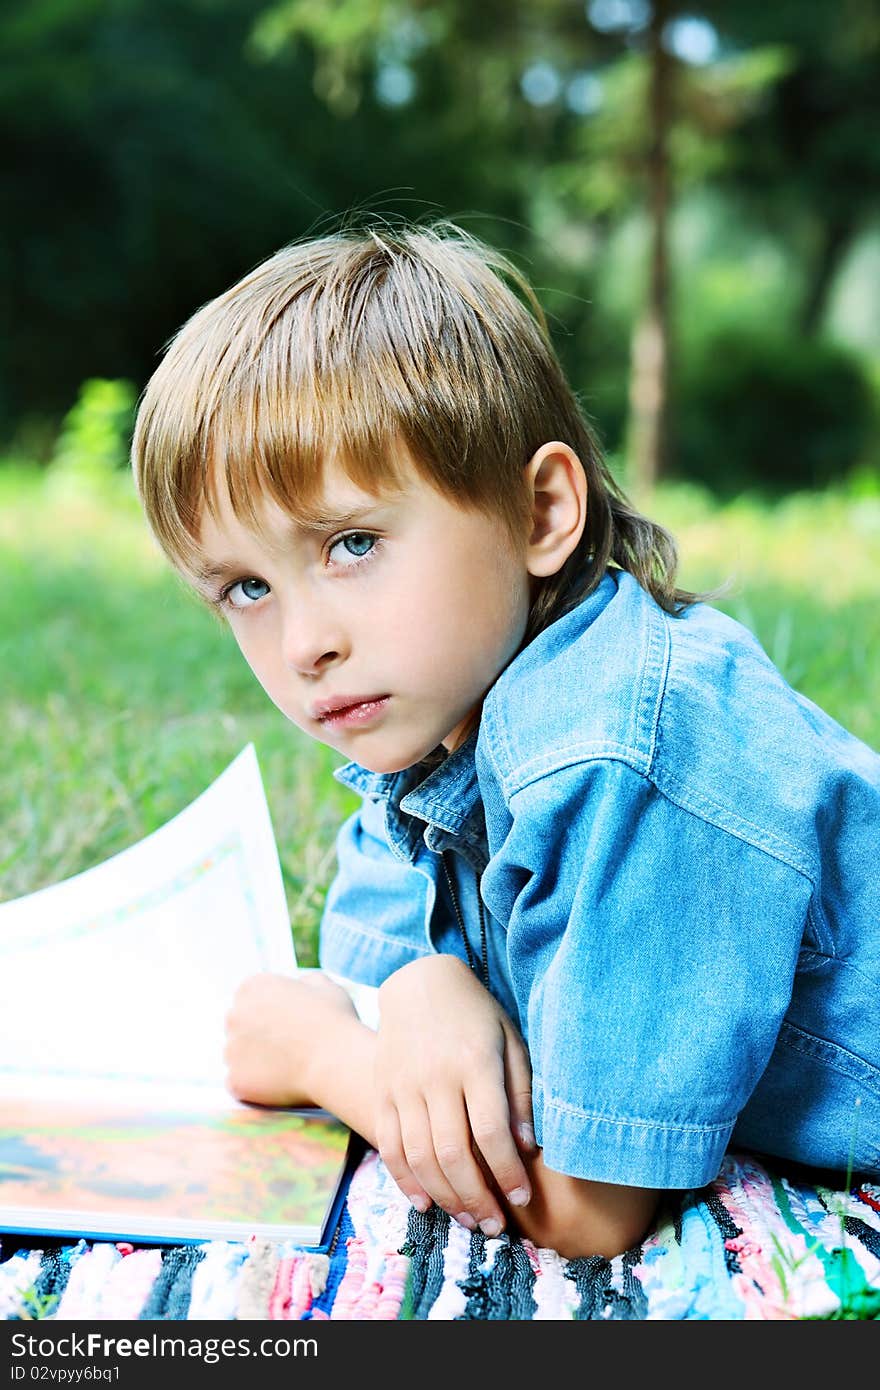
left=196, top=451, right=532, bottom=773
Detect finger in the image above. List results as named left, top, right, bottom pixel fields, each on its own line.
left=502, top=1021, right=537, bottom=1153
left=395, top=1098, right=485, bottom=1228
left=465, top=1068, right=532, bottom=1212
left=374, top=1101, right=432, bottom=1214
left=426, top=1091, right=507, bottom=1236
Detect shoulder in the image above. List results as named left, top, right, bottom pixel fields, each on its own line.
left=656, top=605, right=880, bottom=874
left=479, top=569, right=676, bottom=791
left=478, top=569, right=880, bottom=881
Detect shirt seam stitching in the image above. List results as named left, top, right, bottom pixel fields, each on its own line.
left=502, top=754, right=817, bottom=887
left=634, top=594, right=670, bottom=772
left=654, top=763, right=816, bottom=880
left=539, top=1093, right=737, bottom=1135
left=779, top=1021, right=880, bottom=1093
left=322, top=912, right=433, bottom=955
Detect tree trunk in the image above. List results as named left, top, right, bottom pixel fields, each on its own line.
left=800, top=216, right=854, bottom=338
left=628, top=0, right=672, bottom=497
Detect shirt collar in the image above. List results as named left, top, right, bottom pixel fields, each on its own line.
left=333, top=729, right=483, bottom=861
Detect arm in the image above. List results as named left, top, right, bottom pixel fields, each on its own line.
left=225, top=967, right=657, bottom=1257
left=224, top=959, right=533, bottom=1231
left=372, top=955, right=658, bottom=1258
left=481, top=758, right=811, bottom=1197
left=505, top=1152, right=659, bottom=1260
left=373, top=953, right=536, bottom=1236
left=223, top=970, right=380, bottom=1148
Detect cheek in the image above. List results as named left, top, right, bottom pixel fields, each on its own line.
left=398, top=548, right=527, bottom=676
left=453, top=545, right=530, bottom=647
left=230, top=624, right=278, bottom=691
left=237, top=636, right=307, bottom=727
left=370, top=564, right=438, bottom=645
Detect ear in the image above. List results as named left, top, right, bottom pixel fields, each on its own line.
left=524, top=442, right=588, bottom=578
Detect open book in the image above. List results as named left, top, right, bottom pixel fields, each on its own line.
left=0, top=746, right=362, bottom=1250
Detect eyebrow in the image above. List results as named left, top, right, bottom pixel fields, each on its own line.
left=194, top=561, right=245, bottom=586
left=193, top=504, right=391, bottom=586
left=291, top=507, right=375, bottom=535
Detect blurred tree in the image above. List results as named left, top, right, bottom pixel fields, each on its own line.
left=537, top=2, right=791, bottom=491
left=707, top=0, right=880, bottom=337
left=677, top=329, right=877, bottom=494
left=0, top=0, right=320, bottom=442
left=254, top=0, right=791, bottom=493
left=628, top=0, right=672, bottom=495
left=50, top=378, right=137, bottom=480
left=1, top=0, right=877, bottom=494
left=0, top=0, right=517, bottom=449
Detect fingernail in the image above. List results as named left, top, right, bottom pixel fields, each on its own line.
left=479, top=1217, right=502, bottom=1238
left=518, top=1122, right=536, bottom=1150
left=507, top=1186, right=530, bottom=1207
left=455, top=1212, right=476, bottom=1231
left=410, top=1195, right=431, bottom=1213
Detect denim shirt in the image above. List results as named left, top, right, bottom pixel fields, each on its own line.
left=319, top=568, right=880, bottom=1189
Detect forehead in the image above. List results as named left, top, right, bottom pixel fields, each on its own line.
left=194, top=454, right=410, bottom=569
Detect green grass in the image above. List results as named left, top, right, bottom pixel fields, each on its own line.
left=2, top=464, right=879, bottom=966
left=0, top=465, right=359, bottom=963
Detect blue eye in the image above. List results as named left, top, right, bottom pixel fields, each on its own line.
left=330, top=532, right=378, bottom=565
left=225, top=577, right=270, bottom=608
left=241, top=578, right=269, bottom=599
left=342, top=533, right=374, bottom=558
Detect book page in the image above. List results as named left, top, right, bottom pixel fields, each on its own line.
left=0, top=1096, right=354, bottom=1246
left=0, top=745, right=296, bottom=1104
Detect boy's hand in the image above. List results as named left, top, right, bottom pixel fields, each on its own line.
left=374, top=954, right=536, bottom=1237
left=224, top=969, right=357, bottom=1109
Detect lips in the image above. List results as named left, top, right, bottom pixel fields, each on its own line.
left=311, top=694, right=390, bottom=722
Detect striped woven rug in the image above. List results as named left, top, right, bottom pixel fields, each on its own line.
left=3, top=1149, right=879, bottom=1321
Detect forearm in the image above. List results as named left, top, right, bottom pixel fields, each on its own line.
left=304, top=1010, right=379, bottom=1149
left=504, top=1149, right=659, bottom=1260
left=298, top=984, right=657, bottom=1258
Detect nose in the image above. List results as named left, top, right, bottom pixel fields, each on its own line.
left=279, top=601, right=348, bottom=676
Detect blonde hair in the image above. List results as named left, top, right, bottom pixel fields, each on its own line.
left=131, top=220, right=697, bottom=640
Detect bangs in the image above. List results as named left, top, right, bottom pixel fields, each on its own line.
left=201, top=368, right=413, bottom=539
left=132, top=225, right=563, bottom=578
left=132, top=220, right=693, bottom=631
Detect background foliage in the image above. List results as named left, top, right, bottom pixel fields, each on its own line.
left=3, top=0, right=879, bottom=490
left=2, top=1, right=879, bottom=937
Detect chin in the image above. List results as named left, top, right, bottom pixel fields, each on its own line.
left=354, top=751, right=423, bottom=776
left=348, top=737, right=442, bottom=777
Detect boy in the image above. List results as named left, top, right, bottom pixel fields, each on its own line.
left=132, top=224, right=880, bottom=1259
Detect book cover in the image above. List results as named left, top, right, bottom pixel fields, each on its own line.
left=0, top=1099, right=361, bottom=1249
left=0, top=746, right=360, bottom=1251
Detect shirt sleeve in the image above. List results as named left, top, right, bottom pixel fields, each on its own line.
left=318, top=794, right=435, bottom=988
left=479, top=757, right=813, bottom=1189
